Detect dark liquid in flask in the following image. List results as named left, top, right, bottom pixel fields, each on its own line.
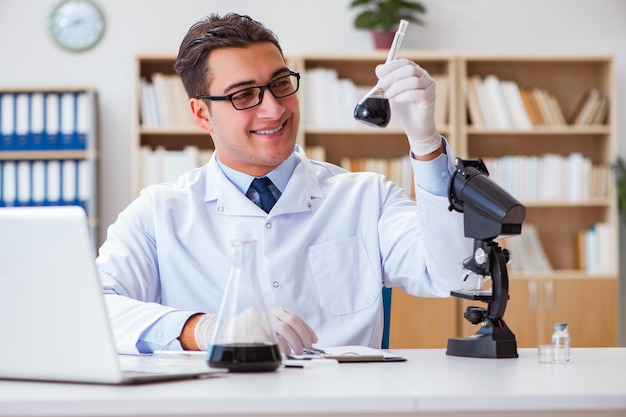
left=353, top=97, right=391, bottom=128
left=208, top=343, right=282, bottom=372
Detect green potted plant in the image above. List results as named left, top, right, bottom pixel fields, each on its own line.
left=349, top=0, right=427, bottom=49
left=613, top=157, right=626, bottom=223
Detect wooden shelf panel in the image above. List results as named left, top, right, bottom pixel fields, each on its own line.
left=0, top=150, right=98, bottom=160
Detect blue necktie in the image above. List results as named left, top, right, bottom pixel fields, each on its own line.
left=249, top=177, right=277, bottom=213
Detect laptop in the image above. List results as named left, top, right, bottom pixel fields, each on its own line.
left=0, top=205, right=224, bottom=384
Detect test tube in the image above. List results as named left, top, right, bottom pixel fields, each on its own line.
left=385, top=19, right=408, bottom=64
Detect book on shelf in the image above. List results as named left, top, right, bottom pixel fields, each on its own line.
left=577, top=222, right=612, bottom=274
left=500, top=80, right=532, bottom=129
left=432, top=74, right=449, bottom=127
left=546, top=90, right=563, bottom=125
left=499, top=223, right=552, bottom=273
left=590, top=95, right=609, bottom=124
left=569, top=88, right=609, bottom=126
left=482, top=74, right=514, bottom=129
left=304, top=146, right=326, bottom=162
left=519, top=87, right=544, bottom=126
left=465, top=75, right=486, bottom=126
left=532, top=87, right=566, bottom=126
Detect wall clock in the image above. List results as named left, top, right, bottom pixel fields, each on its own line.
left=48, top=0, right=105, bottom=52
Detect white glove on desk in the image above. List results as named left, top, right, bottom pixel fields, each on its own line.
left=193, top=304, right=318, bottom=355
left=375, top=59, right=441, bottom=156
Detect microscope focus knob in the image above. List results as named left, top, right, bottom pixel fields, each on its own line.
left=464, top=306, right=487, bottom=325
left=502, top=248, right=511, bottom=264
left=474, top=247, right=488, bottom=266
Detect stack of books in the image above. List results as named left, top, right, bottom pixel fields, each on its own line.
left=139, top=146, right=327, bottom=190
left=577, top=222, right=613, bottom=274
left=568, top=88, right=610, bottom=126
left=339, top=156, right=414, bottom=198
left=140, top=74, right=196, bottom=128
left=482, top=153, right=610, bottom=202
left=466, top=75, right=609, bottom=128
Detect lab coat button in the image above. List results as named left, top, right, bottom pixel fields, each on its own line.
left=307, top=202, right=313, bottom=209
left=217, top=206, right=224, bottom=213
left=265, top=222, right=272, bottom=229
left=272, top=281, right=279, bottom=288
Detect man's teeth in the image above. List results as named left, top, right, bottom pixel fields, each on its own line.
left=254, top=123, right=284, bottom=135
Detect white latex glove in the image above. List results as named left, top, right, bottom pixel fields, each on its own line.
left=193, top=304, right=318, bottom=355
left=267, top=304, right=318, bottom=355
left=375, top=59, right=441, bottom=156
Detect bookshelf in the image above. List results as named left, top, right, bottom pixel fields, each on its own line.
left=456, top=54, right=618, bottom=347
left=0, top=87, right=99, bottom=244
left=134, top=52, right=619, bottom=348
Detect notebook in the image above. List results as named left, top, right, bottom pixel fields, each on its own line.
left=0, top=205, right=224, bottom=384
left=287, top=345, right=406, bottom=362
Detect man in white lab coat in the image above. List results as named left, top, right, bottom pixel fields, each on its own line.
left=96, top=13, right=471, bottom=355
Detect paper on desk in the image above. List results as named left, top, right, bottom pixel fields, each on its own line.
left=289, top=346, right=406, bottom=362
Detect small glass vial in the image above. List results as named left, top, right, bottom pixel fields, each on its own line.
left=552, top=322, right=570, bottom=363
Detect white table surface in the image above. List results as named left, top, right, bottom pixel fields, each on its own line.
left=1, top=348, right=625, bottom=417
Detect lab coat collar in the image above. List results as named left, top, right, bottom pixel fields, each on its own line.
left=203, top=146, right=324, bottom=216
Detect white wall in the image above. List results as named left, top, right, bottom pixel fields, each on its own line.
left=1, top=0, right=625, bottom=342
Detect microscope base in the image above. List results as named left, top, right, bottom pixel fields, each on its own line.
left=446, top=325, right=518, bottom=359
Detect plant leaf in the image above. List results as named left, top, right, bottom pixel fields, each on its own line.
left=612, top=156, right=626, bottom=222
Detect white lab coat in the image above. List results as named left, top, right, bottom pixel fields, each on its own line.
left=97, top=146, right=471, bottom=354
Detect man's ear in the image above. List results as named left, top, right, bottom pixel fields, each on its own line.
left=189, top=98, right=213, bottom=133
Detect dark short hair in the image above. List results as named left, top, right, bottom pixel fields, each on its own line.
left=175, top=13, right=283, bottom=99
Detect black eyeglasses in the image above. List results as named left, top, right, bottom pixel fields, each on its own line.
left=196, top=71, right=300, bottom=110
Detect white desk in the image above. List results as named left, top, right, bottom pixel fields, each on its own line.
left=1, top=348, right=625, bottom=417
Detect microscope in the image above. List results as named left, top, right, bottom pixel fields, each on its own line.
left=446, top=158, right=526, bottom=359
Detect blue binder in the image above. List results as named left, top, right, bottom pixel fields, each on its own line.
left=45, top=93, right=61, bottom=150
left=30, top=93, right=45, bottom=151
left=14, top=94, right=29, bottom=151
left=59, top=92, right=85, bottom=150
left=1, top=93, right=16, bottom=151
left=0, top=161, right=4, bottom=206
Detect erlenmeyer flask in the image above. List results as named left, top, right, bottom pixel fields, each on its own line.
left=207, top=240, right=281, bottom=372
left=353, top=20, right=408, bottom=129
left=353, top=87, right=392, bottom=128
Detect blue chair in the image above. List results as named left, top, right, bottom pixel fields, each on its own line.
left=381, top=287, right=392, bottom=349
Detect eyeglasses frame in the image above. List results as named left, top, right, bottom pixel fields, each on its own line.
left=196, top=70, right=301, bottom=110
